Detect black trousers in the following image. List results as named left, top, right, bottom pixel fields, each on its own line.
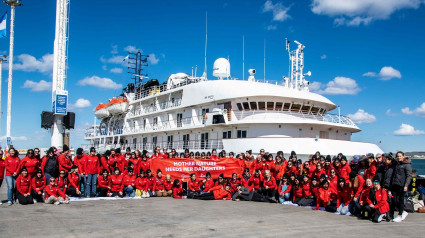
left=66, top=187, right=79, bottom=197
left=198, top=192, right=215, bottom=200
left=390, top=185, right=405, bottom=216
left=111, top=191, right=124, bottom=198
left=298, top=198, right=314, bottom=206
left=251, top=192, right=271, bottom=202
left=257, top=188, right=276, bottom=198
left=31, top=190, right=44, bottom=202
left=97, top=187, right=109, bottom=197
left=17, top=192, right=34, bottom=205
left=325, top=199, right=337, bottom=213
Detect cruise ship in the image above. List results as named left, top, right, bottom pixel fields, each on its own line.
left=84, top=40, right=383, bottom=159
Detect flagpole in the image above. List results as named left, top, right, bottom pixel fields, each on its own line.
left=3, top=0, right=23, bottom=148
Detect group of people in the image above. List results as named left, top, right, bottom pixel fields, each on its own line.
left=0, top=145, right=417, bottom=223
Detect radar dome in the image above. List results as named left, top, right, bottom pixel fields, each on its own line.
left=212, top=58, right=230, bottom=79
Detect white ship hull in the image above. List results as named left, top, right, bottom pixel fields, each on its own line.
left=95, top=108, right=110, bottom=119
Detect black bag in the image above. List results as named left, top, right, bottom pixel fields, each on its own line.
left=404, top=196, right=415, bottom=213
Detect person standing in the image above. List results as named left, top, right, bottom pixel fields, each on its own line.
left=41, top=147, right=58, bottom=182
left=58, top=145, right=73, bottom=174
left=84, top=147, right=100, bottom=197
left=390, top=151, right=412, bottom=222
left=18, top=149, right=40, bottom=177
left=5, top=148, right=20, bottom=205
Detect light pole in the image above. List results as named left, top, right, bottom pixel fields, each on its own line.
left=0, top=55, right=7, bottom=147
left=3, top=0, right=23, bottom=148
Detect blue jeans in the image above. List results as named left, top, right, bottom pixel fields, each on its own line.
left=278, top=193, right=291, bottom=204
left=85, top=174, right=98, bottom=196
left=80, top=175, right=86, bottom=195
left=124, top=186, right=135, bottom=197
left=148, top=190, right=156, bottom=197
left=337, top=203, right=352, bottom=215
left=5, top=176, right=16, bottom=202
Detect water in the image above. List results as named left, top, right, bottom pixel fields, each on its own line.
left=411, top=159, right=425, bottom=176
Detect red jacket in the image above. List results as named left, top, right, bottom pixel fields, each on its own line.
left=150, top=154, right=161, bottom=160
left=45, top=184, right=66, bottom=199
left=365, top=163, right=377, bottom=179
left=337, top=186, right=353, bottom=208
left=292, top=185, right=303, bottom=201
left=353, top=175, right=365, bottom=198
left=5, top=156, right=20, bottom=176
left=173, top=186, right=183, bottom=199
left=100, top=156, right=111, bottom=174
left=97, top=176, right=111, bottom=190
left=73, top=155, right=87, bottom=174
left=58, top=154, right=73, bottom=173
left=312, top=169, right=326, bottom=181
left=16, top=174, right=31, bottom=195
left=274, top=163, right=286, bottom=181
left=56, top=176, right=68, bottom=191
left=316, top=188, right=337, bottom=210
left=249, top=174, right=263, bottom=190
left=110, top=174, right=124, bottom=192
left=146, top=176, right=156, bottom=191
left=240, top=175, right=252, bottom=191
left=0, top=158, right=5, bottom=179
left=210, top=155, right=219, bottom=160
left=262, top=177, right=277, bottom=190
left=164, top=180, right=173, bottom=191
left=302, top=182, right=312, bottom=198
left=366, top=188, right=390, bottom=214
left=123, top=174, right=137, bottom=187
left=339, top=164, right=351, bottom=183
left=188, top=179, right=202, bottom=191
left=329, top=176, right=339, bottom=194
left=135, top=177, right=148, bottom=191
left=278, top=182, right=291, bottom=195
left=31, top=177, right=46, bottom=193
left=138, top=159, right=150, bottom=173
left=265, top=161, right=275, bottom=176
left=68, top=173, right=80, bottom=189
left=85, top=155, right=100, bottom=175
left=18, top=156, right=40, bottom=177
left=154, top=176, right=166, bottom=190
left=209, top=185, right=231, bottom=200
left=229, top=178, right=240, bottom=193
left=116, top=154, right=128, bottom=173
left=203, top=179, right=215, bottom=192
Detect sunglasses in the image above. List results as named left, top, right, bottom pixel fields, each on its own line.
left=50, top=180, right=55, bottom=182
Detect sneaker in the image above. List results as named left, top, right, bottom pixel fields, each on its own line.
left=401, top=211, right=408, bottom=221
left=393, top=215, right=403, bottom=222
left=0, top=201, right=2, bottom=205
left=33, top=199, right=37, bottom=204
left=54, top=201, right=60, bottom=205
left=377, top=214, right=385, bottom=223
left=346, top=212, right=352, bottom=216
left=334, top=212, right=341, bottom=215
left=8, top=201, right=12, bottom=206
left=64, top=200, right=69, bottom=204
left=269, top=197, right=278, bottom=203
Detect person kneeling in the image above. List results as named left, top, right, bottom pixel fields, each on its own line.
left=172, top=179, right=185, bottom=199
left=16, top=167, right=34, bottom=205
left=45, top=177, right=69, bottom=205
left=364, top=179, right=390, bottom=223
left=315, top=180, right=337, bottom=212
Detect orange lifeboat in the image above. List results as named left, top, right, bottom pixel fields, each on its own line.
left=94, top=103, right=110, bottom=119
left=107, top=97, right=129, bottom=115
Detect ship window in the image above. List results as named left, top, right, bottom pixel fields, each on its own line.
left=291, top=104, right=301, bottom=112
left=275, top=102, right=283, bottom=111
left=267, top=102, right=274, bottom=110
left=323, top=109, right=327, bottom=115
left=237, top=130, right=247, bottom=138
left=250, top=102, right=257, bottom=110
left=242, top=102, right=250, bottom=110
left=223, top=131, right=231, bottom=139
left=311, top=107, right=320, bottom=115
left=301, top=105, right=310, bottom=113
left=236, top=103, right=243, bottom=111
left=258, top=101, right=266, bottom=110
left=283, top=103, right=291, bottom=111
left=152, top=136, right=157, bottom=148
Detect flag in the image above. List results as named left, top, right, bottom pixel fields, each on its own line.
left=0, top=12, right=7, bottom=38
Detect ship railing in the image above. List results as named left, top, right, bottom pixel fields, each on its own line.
left=233, top=110, right=357, bottom=127
left=124, top=139, right=223, bottom=152
left=123, top=115, right=204, bottom=134
left=134, top=77, right=203, bottom=101
left=127, top=98, right=182, bottom=118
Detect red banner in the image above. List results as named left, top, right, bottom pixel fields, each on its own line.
left=150, top=158, right=244, bottom=181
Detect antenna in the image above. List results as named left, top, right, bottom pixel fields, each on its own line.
left=242, top=35, right=245, bottom=81
left=203, top=11, right=207, bottom=79
left=264, top=38, right=266, bottom=82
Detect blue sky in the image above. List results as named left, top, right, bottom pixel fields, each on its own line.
left=0, top=0, right=424, bottom=152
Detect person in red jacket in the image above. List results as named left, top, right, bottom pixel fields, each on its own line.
left=138, top=155, right=150, bottom=174
left=355, top=178, right=374, bottom=218
left=278, top=174, right=292, bottom=204
left=41, top=148, right=58, bottom=182
left=292, top=176, right=304, bottom=205
left=214, top=173, right=226, bottom=188
left=73, top=148, right=86, bottom=194
left=240, top=169, right=252, bottom=191
left=18, top=149, right=40, bottom=177
left=366, top=178, right=390, bottom=223
left=58, top=145, right=73, bottom=174
left=172, top=179, right=184, bottom=199
left=45, top=177, right=69, bottom=205
left=187, top=173, right=202, bottom=198
left=336, top=177, right=353, bottom=215
left=365, top=153, right=377, bottom=179
left=128, top=152, right=139, bottom=175
left=328, top=169, right=339, bottom=194
left=258, top=170, right=277, bottom=200
left=298, top=175, right=314, bottom=206
left=84, top=147, right=100, bottom=197
left=339, top=156, right=352, bottom=183
left=164, top=174, right=173, bottom=197
left=315, top=180, right=337, bottom=212
left=5, top=147, right=20, bottom=205
left=312, top=163, right=325, bottom=181
left=99, top=151, right=111, bottom=175
left=97, top=169, right=111, bottom=197
left=123, top=168, right=136, bottom=197
left=248, top=170, right=263, bottom=192
left=135, top=170, right=149, bottom=198
left=110, top=167, right=124, bottom=197
left=56, top=170, right=68, bottom=192
left=210, top=149, right=219, bottom=160
left=16, top=167, right=33, bottom=205
left=201, top=172, right=215, bottom=193
left=274, top=155, right=286, bottom=182
left=349, top=171, right=365, bottom=203
left=228, top=173, right=240, bottom=194
left=197, top=183, right=232, bottom=200
left=150, top=146, right=162, bottom=160
left=146, top=169, right=156, bottom=197
left=154, top=169, right=167, bottom=197
left=66, top=165, right=82, bottom=197
left=31, top=169, right=46, bottom=203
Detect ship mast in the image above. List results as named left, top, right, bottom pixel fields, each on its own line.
left=285, top=39, right=311, bottom=90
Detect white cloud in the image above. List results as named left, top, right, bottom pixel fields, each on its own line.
left=102, top=65, right=108, bottom=71
left=124, top=45, right=141, bottom=53
left=111, top=45, right=118, bottom=54
left=69, top=98, right=91, bottom=110
left=401, top=102, right=425, bottom=117
left=310, top=76, right=361, bottom=95
left=13, top=53, right=53, bottom=73
left=77, top=76, right=122, bottom=90
left=110, top=67, right=123, bottom=74
left=386, top=109, right=397, bottom=116
left=0, top=135, right=28, bottom=141
left=22, top=80, right=52, bottom=92
left=311, top=0, right=425, bottom=26
left=394, top=123, right=425, bottom=136
left=347, top=109, right=376, bottom=124
left=262, top=0, right=291, bottom=22
left=363, top=66, right=401, bottom=80
left=148, top=54, right=159, bottom=65
left=267, top=24, right=277, bottom=30
left=320, top=54, right=327, bottom=59
left=100, top=55, right=127, bottom=65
